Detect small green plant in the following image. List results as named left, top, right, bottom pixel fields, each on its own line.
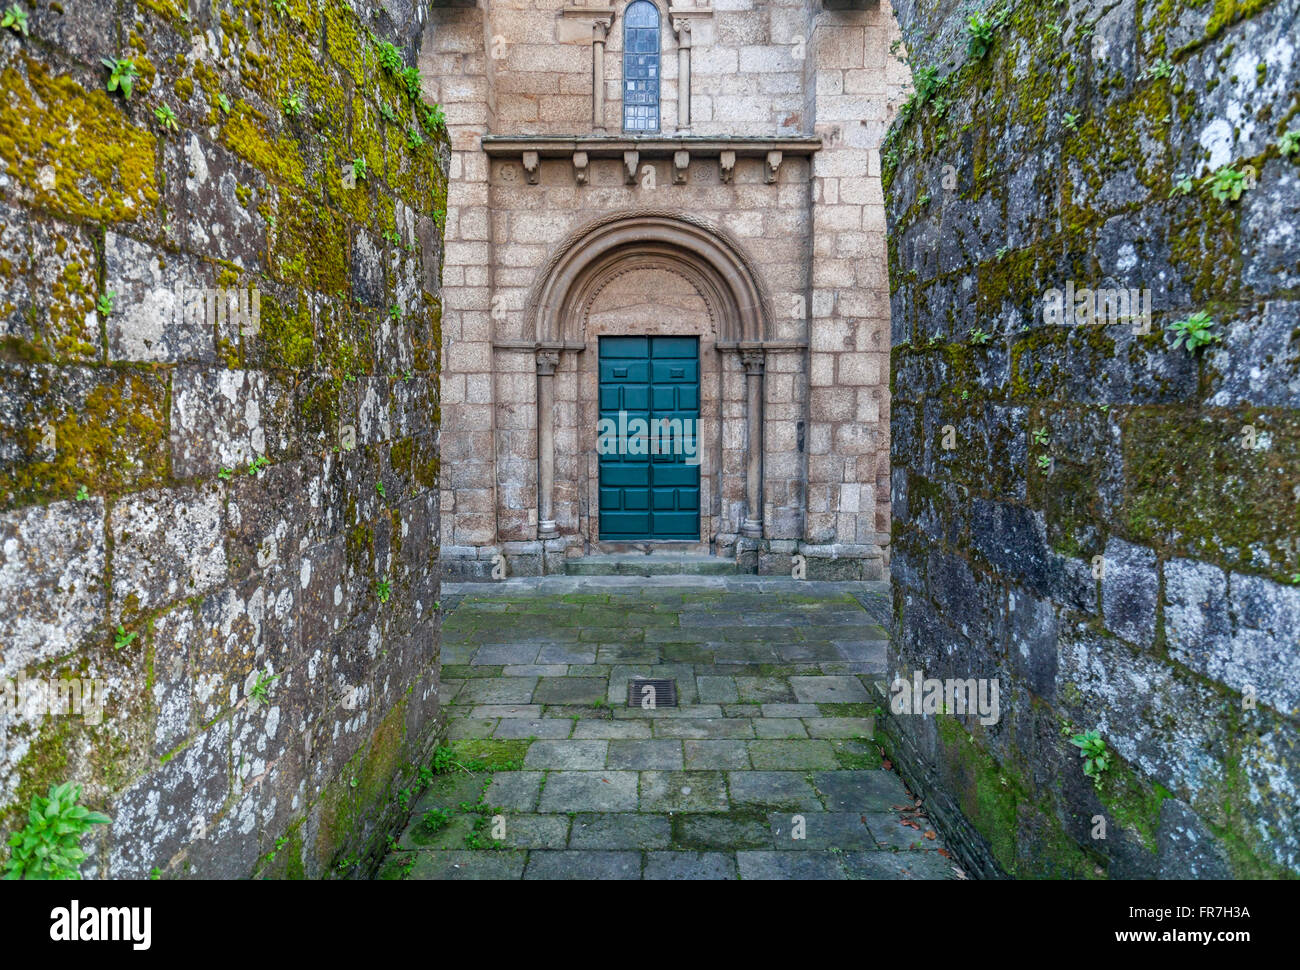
left=1142, top=58, right=1173, bottom=81
left=154, top=104, right=178, bottom=132
left=376, top=40, right=404, bottom=75
left=1062, top=111, right=1081, bottom=131
left=1036, top=454, right=1052, bottom=470
left=1168, top=171, right=1195, bottom=197
left=402, top=66, right=422, bottom=101
left=2, top=4, right=29, bottom=36
left=917, top=192, right=931, bottom=206
left=4, top=783, right=111, bottom=880
left=1032, top=427, right=1049, bottom=446
left=995, top=246, right=1009, bottom=261
left=1069, top=729, right=1111, bottom=785
left=421, top=807, right=451, bottom=833
left=96, top=291, right=115, bottom=315
left=149, top=867, right=162, bottom=880
left=1203, top=165, right=1247, bottom=202
left=968, top=326, right=991, bottom=345
left=375, top=577, right=391, bottom=603
left=249, top=670, right=277, bottom=703
left=101, top=57, right=140, bottom=99
left=217, top=92, right=231, bottom=114
left=352, top=157, right=368, bottom=182
left=379, top=101, right=397, bottom=123
left=272, top=0, right=289, bottom=14
left=965, top=12, right=997, bottom=59
left=389, top=304, right=401, bottom=322
left=1168, top=310, right=1221, bottom=353
left=218, top=467, right=233, bottom=481
left=247, top=455, right=270, bottom=476
left=376, top=481, right=387, bottom=499
left=75, top=485, right=89, bottom=500
left=1277, top=130, right=1300, bottom=158
left=281, top=89, right=304, bottom=118
left=113, top=625, right=137, bottom=650
left=420, top=102, right=445, bottom=134
left=396, top=787, right=413, bottom=811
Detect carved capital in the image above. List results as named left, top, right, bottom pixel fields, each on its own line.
left=573, top=151, right=590, bottom=186
left=673, top=17, right=692, bottom=45
left=593, top=18, right=611, bottom=42
left=535, top=349, right=560, bottom=375
left=740, top=348, right=766, bottom=374
left=623, top=150, right=640, bottom=184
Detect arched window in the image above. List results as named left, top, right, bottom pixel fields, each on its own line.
left=623, top=0, right=660, bottom=132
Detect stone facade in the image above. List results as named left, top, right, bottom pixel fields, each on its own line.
left=883, top=0, right=1299, bottom=877
left=423, top=0, right=909, bottom=579
left=0, top=0, right=446, bottom=878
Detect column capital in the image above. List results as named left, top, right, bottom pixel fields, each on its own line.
left=673, top=17, right=692, bottom=45
left=740, top=348, right=766, bottom=374
left=536, top=349, right=560, bottom=375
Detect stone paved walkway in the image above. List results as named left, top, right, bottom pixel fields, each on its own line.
left=378, top=576, right=963, bottom=880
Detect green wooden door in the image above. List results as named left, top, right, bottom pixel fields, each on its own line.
left=598, top=336, right=700, bottom=540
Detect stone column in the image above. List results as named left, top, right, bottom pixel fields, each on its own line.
left=741, top=349, right=765, bottom=538
left=593, top=19, right=610, bottom=133
left=536, top=350, right=560, bottom=539
left=673, top=18, right=691, bottom=131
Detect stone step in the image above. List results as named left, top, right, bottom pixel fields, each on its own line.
left=564, top=554, right=739, bottom=577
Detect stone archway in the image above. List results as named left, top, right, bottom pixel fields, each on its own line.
left=526, top=210, right=773, bottom=544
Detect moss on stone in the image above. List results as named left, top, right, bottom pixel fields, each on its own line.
left=0, top=56, right=159, bottom=223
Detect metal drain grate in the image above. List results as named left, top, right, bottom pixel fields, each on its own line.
left=627, top=678, right=677, bottom=709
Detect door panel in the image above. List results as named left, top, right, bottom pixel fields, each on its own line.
left=599, top=336, right=701, bottom=540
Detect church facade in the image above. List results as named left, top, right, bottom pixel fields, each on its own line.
left=422, top=0, right=907, bottom=578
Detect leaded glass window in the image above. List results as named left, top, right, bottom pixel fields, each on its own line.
left=623, top=1, right=660, bottom=132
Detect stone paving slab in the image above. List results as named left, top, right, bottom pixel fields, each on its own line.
left=380, top=579, right=960, bottom=881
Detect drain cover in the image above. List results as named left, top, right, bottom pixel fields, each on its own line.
left=627, top=678, right=677, bottom=709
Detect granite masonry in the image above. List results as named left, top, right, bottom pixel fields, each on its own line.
left=883, top=0, right=1299, bottom=877
left=0, top=0, right=447, bottom=878
left=424, top=0, right=911, bottom=580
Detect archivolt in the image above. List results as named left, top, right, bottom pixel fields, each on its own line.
left=526, top=209, right=772, bottom=345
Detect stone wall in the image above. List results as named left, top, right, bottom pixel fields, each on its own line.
left=0, top=0, right=447, bottom=878
left=883, top=0, right=1299, bottom=876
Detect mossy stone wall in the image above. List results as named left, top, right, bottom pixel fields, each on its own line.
left=883, top=0, right=1298, bottom=877
left=0, top=0, right=448, bottom=878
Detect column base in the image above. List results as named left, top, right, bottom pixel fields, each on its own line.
left=538, top=521, right=558, bottom=539
left=740, top=518, right=762, bottom=538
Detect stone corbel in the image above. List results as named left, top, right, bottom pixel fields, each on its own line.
left=719, top=149, right=735, bottom=184
left=673, top=150, right=690, bottom=184
left=623, top=150, right=640, bottom=184
left=573, top=151, right=590, bottom=186
left=765, top=150, right=783, bottom=184
left=522, top=150, right=540, bottom=185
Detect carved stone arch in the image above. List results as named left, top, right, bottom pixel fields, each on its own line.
left=527, top=209, right=772, bottom=345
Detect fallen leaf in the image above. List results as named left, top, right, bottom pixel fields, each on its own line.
left=937, top=847, right=952, bottom=858
left=924, top=830, right=937, bottom=840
